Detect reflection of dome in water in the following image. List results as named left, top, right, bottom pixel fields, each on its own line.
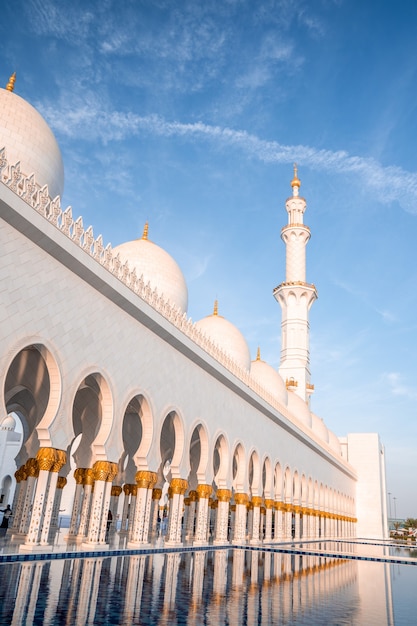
left=287, top=390, right=312, bottom=428
left=195, top=301, right=251, bottom=371
left=1, top=414, right=16, bottom=431
left=0, top=74, right=64, bottom=199
left=113, top=223, right=188, bottom=313
left=250, top=349, right=288, bottom=406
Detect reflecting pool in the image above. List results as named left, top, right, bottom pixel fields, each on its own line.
left=0, top=545, right=416, bottom=625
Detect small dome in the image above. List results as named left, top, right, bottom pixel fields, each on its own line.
left=287, top=391, right=312, bottom=428
left=1, top=414, right=16, bottom=431
left=0, top=79, right=64, bottom=199
left=250, top=349, right=287, bottom=406
left=113, top=224, right=188, bottom=313
left=311, top=412, right=329, bottom=443
left=328, top=429, right=342, bottom=456
left=195, top=301, right=251, bottom=371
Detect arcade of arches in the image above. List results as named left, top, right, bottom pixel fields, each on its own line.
left=5, top=344, right=356, bottom=552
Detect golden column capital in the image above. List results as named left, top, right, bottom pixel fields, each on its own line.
left=251, top=496, right=263, bottom=507
left=106, top=462, right=119, bottom=483
left=93, top=460, right=112, bottom=481
left=111, top=486, right=122, bottom=497
left=26, top=458, right=39, bottom=478
left=188, top=490, right=198, bottom=502
left=152, top=488, right=162, bottom=500
left=234, top=493, right=248, bottom=505
left=131, top=485, right=138, bottom=497
left=261, top=506, right=266, bottom=515
left=36, top=447, right=57, bottom=472
left=170, top=478, right=188, bottom=495
left=184, top=497, right=191, bottom=506
left=135, top=470, right=158, bottom=489
left=74, top=468, right=85, bottom=484
left=83, top=468, right=95, bottom=486
left=123, top=484, right=131, bottom=495
left=51, top=449, right=67, bottom=473
left=216, top=489, right=232, bottom=502
left=211, top=500, right=218, bottom=509
left=264, top=499, right=274, bottom=509
left=57, top=476, right=67, bottom=489
left=197, top=484, right=212, bottom=499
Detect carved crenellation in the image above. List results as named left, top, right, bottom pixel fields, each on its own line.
left=0, top=146, right=322, bottom=440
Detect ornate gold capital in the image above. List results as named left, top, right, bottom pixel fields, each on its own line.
left=111, top=486, right=122, bottom=497
left=234, top=492, right=248, bottom=505
left=37, top=447, right=57, bottom=472
left=83, top=468, right=95, bottom=486
left=264, top=499, right=274, bottom=509
left=123, top=484, right=131, bottom=495
left=51, top=449, right=67, bottom=473
left=152, top=488, right=162, bottom=500
left=26, top=458, right=39, bottom=478
left=216, top=489, right=232, bottom=502
left=170, top=478, right=188, bottom=495
left=57, top=476, right=67, bottom=489
left=93, top=460, right=111, bottom=481
left=260, top=506, right=266, bottom=515
left=197, top=484, right=212, bottom=499
left=74, top=468, right=85, bottom=484
left=251, top=496, right=263, bottom=507
left=188, top=490, right=198, bottom=502
left=131, top=485, right=138, bottom=497
left=135, top=470, right=158, bottom=489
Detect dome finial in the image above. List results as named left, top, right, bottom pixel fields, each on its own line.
left=6, top=72, right=16, bottom=92
left=291, top=163, right=301, bottom=196
left=142, top=222, right=149, bottom=240
left=256, top=346, right=261, bottom=361
left=213, top=299, right=218, bottom=316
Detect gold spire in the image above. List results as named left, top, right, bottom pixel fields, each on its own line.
left=291, top=163, right=301, bottom=189
left=6, top=72, right=16, bottom=92
left=213, top=299, right=218, bottom=316
left=141, top=222, right=149, bottom=240
left=256, top=347, right=261, bottom=361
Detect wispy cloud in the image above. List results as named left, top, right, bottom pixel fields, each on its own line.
left=39, top=98, right=417, bottom=214
left=383, top=372, right=417, bottom=400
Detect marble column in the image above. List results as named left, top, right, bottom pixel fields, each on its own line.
left=77, top=469, right=94, bottom=539
left=249, top=496, right=262, bottom=545
left=17, top=459, right=39, bottom=536
left=264, top=499, right=274, bottom=542
left=128, top=471, right=157, bottom=546
left=21, top=448, right=67, bottom=550
left=165, top=478, right=188, bottom=546
left=283, top=505, right=293, bottom=540
left=185, top=490, right=197, bottom=541
left=119, top=484, right=131, bottom=534
left=193, top=484, right=212, bottom=545
left=50, top=476, right=67, bottom=530
left=127, top=485, right=138, bottom=540
left=109, top=485, right=122, bottom=529
left=232, top=493, right=248, bottom=544
left=273, top=502, right=284, bottom=542
left=150, top=487, right=162, bottom=537
left=68, top=468, right=85, bottom=537
left=83, top=461, right=116, bottom=547
left=10, top=464, right=26, bottom=534
left=213, top=489, right=231, bottom=545
left=294, top=506, right=301, bottom=541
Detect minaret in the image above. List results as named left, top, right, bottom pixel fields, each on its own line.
left=273, top=166, right=317, bottom=404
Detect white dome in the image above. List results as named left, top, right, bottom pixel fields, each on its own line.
left=195, top=302, right=251, bottom=371
left=311, top=412, right=329, bottom=443
left=113, top=226, right=188, bottom=313
left=1, top=414, right=16, bottom=431
left=287, top=391, right=312, bottom=428
left=250, top=351, right=288, bottom=406
left=0, top=83, right=64, bottom=199
left=328, top=429, right=342, bottom=456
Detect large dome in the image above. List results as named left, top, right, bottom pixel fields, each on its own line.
left=113, top=224, right=188, bottom=313
left=0, top=77, right=64, bottom=199
left=195, top=301, right=251, bottom=371
left=250, top=349, right=288, bottom=406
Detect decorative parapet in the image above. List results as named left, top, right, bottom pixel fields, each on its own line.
left=0, top=147, right=344, bottom=462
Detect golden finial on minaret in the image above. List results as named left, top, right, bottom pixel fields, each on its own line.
left=6, top=72, right=16, bottom=92
left=291, top=163, right=301, bottom=189
left=256, top=347, right=261, bottom=361
left=213, top=299, right=218, bottom=316
left=141, top=222, right=149, bottom=240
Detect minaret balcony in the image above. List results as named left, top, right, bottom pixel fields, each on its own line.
left=306, top=382, right=315, bottom=395
left=285, top=377, right=298, bottom=390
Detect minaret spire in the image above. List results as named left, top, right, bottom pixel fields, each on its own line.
left=5, top=72, right=16, bottom=92
left=273, top=167, right=317, bottom=404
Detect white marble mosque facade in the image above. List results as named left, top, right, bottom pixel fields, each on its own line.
left=0, top=75, right=388, bottom=552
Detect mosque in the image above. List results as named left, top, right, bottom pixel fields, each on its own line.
left=0, top=73, right=388, bottom=552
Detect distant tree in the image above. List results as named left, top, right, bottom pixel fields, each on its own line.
left=404, top=518, right=417, bottom=529
left=393, top=521, right=402, bottom=531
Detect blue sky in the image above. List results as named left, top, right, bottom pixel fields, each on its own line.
left=2, top=0, right=416, bottom=519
